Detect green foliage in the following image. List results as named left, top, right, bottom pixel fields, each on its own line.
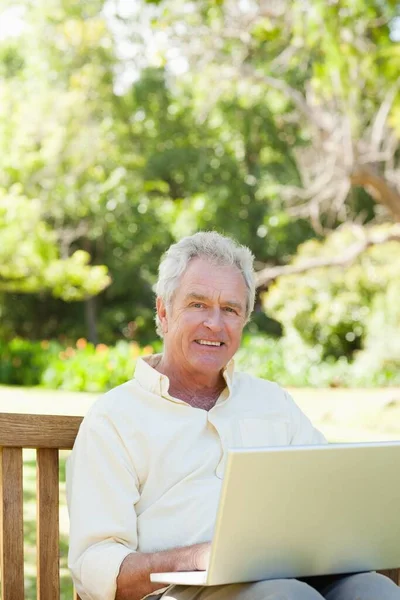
left=40, top=340, right=150, bottom=392
left=0, top=338, right=58, bottom=386
left=351, top=277, right=400, bottom=386
left=237, top=331, right=400, bottom=388
left=264, top=225, right=400, bottom=362
left=236, top=334, right=346, bottom=387
left=0, top=337, right=161, bottom=391
left=0, top=4, right=316, bottom=341
left=0, top=3, right=175, bottom=337
left=1, top=0, right=399, bottom=360
left=235, top=335, right=286, bottom=382
left=150, top=0, right=400, bottom=226
left=1, top=331, right=399, bottom=392
left=0, top=189, right=110, bottom=299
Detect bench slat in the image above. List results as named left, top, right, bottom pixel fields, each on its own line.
left=37, top=448, right=60, bottom=600
left=0, top=414, right=82, bottom=449
left=379, top=569, right=400, bottom=585
left=0, top=447, right=25, bottom=600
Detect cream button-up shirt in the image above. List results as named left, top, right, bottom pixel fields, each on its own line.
left=67, top=355, right=326, bottom=600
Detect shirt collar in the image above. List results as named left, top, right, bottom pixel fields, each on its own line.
left=134, top=354, right=235, bottom=401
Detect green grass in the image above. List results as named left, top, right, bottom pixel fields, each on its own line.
left=3, top=385, right=400, bottom=598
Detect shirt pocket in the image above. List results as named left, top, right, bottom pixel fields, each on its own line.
left=237, top=417, right=290, bottom=448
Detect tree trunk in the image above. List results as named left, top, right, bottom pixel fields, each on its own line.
left=84, top=297, right=98, bottom=345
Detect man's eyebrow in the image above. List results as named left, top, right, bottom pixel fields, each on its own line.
left=184, top=293, right=210, bottom=303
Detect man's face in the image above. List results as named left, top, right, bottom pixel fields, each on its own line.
left=157, top=257, right=248, bottom=379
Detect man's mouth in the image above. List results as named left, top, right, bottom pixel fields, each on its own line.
left=195, top=340, right=224, bottom=347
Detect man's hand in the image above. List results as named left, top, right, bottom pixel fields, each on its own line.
left=191, top=542, right=211, bottom=571
left=116, top=542, right=211, bottom=600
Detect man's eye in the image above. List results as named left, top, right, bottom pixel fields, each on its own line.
left=192, top=303, right=204, bottom=308
left=224, top=307, right=236, bottom=313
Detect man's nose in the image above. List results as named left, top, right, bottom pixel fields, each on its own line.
left=203, top=309, right=223, bottom=331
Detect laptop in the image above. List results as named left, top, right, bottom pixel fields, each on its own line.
left=150, top=441, right=400, bottom=586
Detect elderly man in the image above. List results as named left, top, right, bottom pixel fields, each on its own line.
left=67, top=232, right=399, bottom=600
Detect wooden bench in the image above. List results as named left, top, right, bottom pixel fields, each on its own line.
left=0, top=413, right=83, bottom=600
left=0, top=412, right=399, bottom=600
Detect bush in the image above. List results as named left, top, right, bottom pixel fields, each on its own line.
left=264, top=225, right=400, bottom=362
left=41, top=339, right=159, bottom=392
left=236, top=332, right=400, bottom=388
left=235, top=333, right=349, bottom=388
left=0, top=330, right=399, bottom=392
left=349, top=278, right=400, bottom=386
left=0, top=338, right=160, bottom=392
left=0, top=338, right=60, bottom=386
left=235, top=335, right=286, bottom=381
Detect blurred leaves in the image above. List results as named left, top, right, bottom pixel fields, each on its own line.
left=0, top=0, right=399, bottom=367
left=0, top=190, right=110, bottom=299
left=264, top=224, right=400, bottom=362
left=148, top=0, right=400, bottom=225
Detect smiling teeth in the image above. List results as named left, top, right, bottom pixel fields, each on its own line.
left=198, top=340, right=221, bottom=346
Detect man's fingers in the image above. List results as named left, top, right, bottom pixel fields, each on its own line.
left=192, top=543, right=211, bottom=571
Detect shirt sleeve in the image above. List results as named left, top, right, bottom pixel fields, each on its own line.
left=284, top=390, right=327, bottom=445
left=66, top=404, right=140, bottom=600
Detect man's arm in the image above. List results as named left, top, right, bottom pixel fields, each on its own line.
left=67, top=402, right=212, bottom=600
left=67, top=404, right=144, bottom=600
left=116, top=542, right=210, bottom=600
left=284, top=390, right=327, bottom=445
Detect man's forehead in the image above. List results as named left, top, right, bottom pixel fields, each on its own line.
left=177, top=258, right=247, bottom=302
left=182, top=258, right=244, bottom=283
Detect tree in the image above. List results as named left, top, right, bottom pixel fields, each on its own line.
left=3, top=0, right=398, bottom=347
left=145, top=0, right=400, bottom=230
left=264, top=223, right=400, bottom=363
left=0, top=1, right=174, bottom=341
left=0, top=189, right=110, bottom=299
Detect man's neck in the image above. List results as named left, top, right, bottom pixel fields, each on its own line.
left=168, top=381, right=225, bottom=411
left=154, top=355, right=226, bottom=410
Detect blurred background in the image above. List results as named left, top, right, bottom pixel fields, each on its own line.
left=1, top=3, right=400, bottom=597
left=0, top=0, right=400, bottom=394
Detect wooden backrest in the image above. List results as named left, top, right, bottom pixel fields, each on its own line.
left=0, top=412, right=399, bottom=600
left=0, top=413, right=82, bottom=600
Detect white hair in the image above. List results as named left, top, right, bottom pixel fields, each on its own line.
left=155, top=231, right=256, bottom=337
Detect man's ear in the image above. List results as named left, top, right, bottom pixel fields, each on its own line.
left=156, top=297, right=169, bottom=334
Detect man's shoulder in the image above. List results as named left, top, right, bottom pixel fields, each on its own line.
left=233, top=370, right=286, bottom=396
left=83, top=379, right=141, bottom=424
left=232, top=370, right=291, bottom=412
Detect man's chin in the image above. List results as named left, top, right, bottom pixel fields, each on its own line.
left=189, top=353, right=228, bottom=375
